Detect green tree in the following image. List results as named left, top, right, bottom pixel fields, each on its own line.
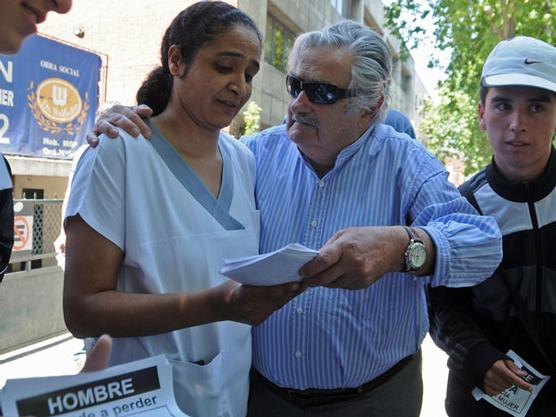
left=386, top=0, right=556, bottom=174
left=242, top=101, right=262, bottom=136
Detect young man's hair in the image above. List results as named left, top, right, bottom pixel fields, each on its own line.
left=479, top=84, right=556, bottom=104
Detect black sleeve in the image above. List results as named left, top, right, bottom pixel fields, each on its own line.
left=0, top=157, right=14, bottom=282
left=428, top=285, right=507, bottom=389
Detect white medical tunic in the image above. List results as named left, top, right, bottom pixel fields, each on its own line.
left=66, top=123, right=259, bottom=417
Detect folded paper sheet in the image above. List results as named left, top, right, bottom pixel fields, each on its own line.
left=219, top=243, right=318, bottom=286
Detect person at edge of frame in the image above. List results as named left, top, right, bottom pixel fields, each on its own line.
left=429, top=36, right=556, bottom=417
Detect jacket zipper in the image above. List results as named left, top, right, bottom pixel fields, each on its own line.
left=527, top=193, right=543, bottom=333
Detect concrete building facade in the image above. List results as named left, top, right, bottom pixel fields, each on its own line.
left=9, top=0, right=427, bottom=200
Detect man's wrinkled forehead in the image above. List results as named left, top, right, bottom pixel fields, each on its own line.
left=287, top=42, right=353, bottom=80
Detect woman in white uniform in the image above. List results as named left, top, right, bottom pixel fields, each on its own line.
left=63, top=3, right=301, bottom=416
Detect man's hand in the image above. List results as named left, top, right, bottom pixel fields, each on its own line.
left=299, top=226, right=407, bottom=290
left=483, top=359, right=533, bottom=396
left=80, top=334, right=113, bottom=372
left=87, top=104, right=153, bottom=147
left=215, top=280, right=302, bottom=326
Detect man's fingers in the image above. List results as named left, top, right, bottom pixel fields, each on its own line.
left=301, top=262, right=343, bottom=288
left=299, top=245, right=341, bottom=278
left=485, top=376, right=533, bottom=396
left=81, top=334, right=112, bottom=373
left=504, top=360, right=534, bottom=391
left=98, top=119, right=120, bottom=138
left=126, top=108, right=152, bottom=138
left=323, top=275, right=349, bottom=289
left=485, top=360, right=535, bottom=395
left=506, top=360, right=527, bottom=376
left=133, top=104, right=154, bottom=118
left=86, top=130, right=101, bottom=147
left=107, top=113, right=140, bottom=137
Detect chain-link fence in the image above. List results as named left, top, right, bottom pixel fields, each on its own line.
left=10, top=199, right=63, bottom=271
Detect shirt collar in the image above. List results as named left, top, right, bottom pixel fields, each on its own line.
left=334, top=122, right=377, bottom=166
left=486, top=146, right=556, bottom=202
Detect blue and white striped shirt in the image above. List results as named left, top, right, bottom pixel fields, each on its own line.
left=242, top=122, right=502, bottom=390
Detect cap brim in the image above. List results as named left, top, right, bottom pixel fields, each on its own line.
left=483, top=73, right=556, bottom=93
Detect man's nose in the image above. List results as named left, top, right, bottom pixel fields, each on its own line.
left=509, top=111, right=528, bottom=132
left=290, top=90, right=312, bottom=111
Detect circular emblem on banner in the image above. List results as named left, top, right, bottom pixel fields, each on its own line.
left=28, top=79, right=90, bottom=135
left=36, top=77, right=83, bottom=123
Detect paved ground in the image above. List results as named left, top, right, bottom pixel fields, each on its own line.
left=421, top=335, right=449, bottom=417
left=0, top=333, right=449, bottom=417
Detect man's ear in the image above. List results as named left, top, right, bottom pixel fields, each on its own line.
left=360, top=95, right=385, bottom=124
left=168, top=45, right=186, bottom=77
left=478, top=102, right=487, bottom=131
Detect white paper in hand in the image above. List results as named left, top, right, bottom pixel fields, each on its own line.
left=0, top=355, right=190, bottom=417
left=219, top=243, right=318, bottom=286
left=471, top=350, right=550, bottom=417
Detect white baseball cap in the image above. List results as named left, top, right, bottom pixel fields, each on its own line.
left=481, top=36, right=556, bottom=93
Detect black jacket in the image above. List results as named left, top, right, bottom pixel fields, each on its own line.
left=428, top=148, right=556, bottom=413
left=0, top=155, right=13, bottom=281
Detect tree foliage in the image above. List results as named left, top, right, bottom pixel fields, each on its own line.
left=386, top=0, right=556, bottom=174
left=242, top=101, right=262, bottom=136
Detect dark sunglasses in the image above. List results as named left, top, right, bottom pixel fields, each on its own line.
left=286, top=74, right=354, bottom=105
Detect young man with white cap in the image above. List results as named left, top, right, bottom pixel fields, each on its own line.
left=429, top=36, right=556, bottom=416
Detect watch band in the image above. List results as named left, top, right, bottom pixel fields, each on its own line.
left=403, top=226, right=421, bottom=243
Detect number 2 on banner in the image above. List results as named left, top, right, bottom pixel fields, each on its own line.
left=0, top=113, right=9, bottom=144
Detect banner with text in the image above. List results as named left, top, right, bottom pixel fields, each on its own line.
left=0, top=35, right=101, bottom=159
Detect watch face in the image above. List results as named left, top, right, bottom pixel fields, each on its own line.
left=408, top=242, right=426, bottom=269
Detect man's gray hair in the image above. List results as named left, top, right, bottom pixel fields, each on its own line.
left=290, top=20, right=391, bottom=119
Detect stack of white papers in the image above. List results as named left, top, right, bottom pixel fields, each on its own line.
left=0, top=355, right=190, bottom=417
left=219, top=243, right=318, bottom=286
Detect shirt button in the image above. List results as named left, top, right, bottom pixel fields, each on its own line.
left=318, top=180, right=325, bottom=188
left=311, top=220, right=317, bottom=227
left=296, top=307, right=303, bottom=314
left=295, top=351, right=302, bottom=358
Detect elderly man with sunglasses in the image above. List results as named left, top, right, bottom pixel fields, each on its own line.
left=91, top=20, right=501, bottom=417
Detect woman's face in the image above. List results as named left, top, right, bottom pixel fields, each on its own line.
left=170, top=25, right=261, bottom=131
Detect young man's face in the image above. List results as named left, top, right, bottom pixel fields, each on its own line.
left=0, top=0, right=72, bottom=54
left=479, top=86, right=556, bottom=182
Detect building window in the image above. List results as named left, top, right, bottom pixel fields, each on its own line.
left=264, top=14, right=295, bottom=73
left=330, top=0, right=352, bottom=17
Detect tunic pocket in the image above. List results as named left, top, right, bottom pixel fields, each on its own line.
left=171, top=351, right=225, bottom=416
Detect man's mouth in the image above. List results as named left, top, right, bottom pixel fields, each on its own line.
left=292, top=114, right=319, bottom=129
left=506, top=140, right=528, bottom=147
